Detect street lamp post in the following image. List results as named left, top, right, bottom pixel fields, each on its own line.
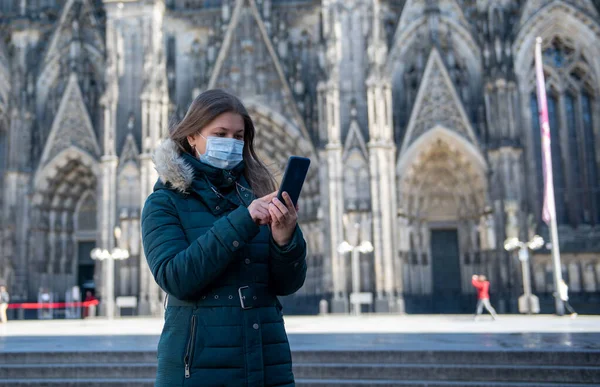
left=91, top=226, right=130, bottom=319
left=504, top=235, right=544, bottom=314
left=338, top=239, right=374, bottom=315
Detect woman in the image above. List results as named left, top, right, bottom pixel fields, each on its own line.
left=141, top=89, right=307, bottom=387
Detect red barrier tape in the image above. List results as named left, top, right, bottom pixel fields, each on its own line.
left=6, top=300, right=99, bottom=310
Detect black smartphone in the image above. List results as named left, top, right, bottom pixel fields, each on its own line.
left=277, top=156, right=311, bottom=207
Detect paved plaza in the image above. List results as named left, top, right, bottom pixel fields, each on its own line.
left=1, top=314, right=599, bottom=353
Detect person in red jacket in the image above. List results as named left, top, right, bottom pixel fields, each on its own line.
left=472, top=274, right=498, bottom=321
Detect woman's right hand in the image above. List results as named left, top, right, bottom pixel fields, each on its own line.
left=247, top=191, right=278, bottom=225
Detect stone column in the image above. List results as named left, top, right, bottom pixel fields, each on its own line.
left=367, top=78, right=401, bottom=313
left=137, top=0, right=169, bottom=316
left=97, top=155, right=118, bottom=316
left=59, top=211, right=68, bottom=275
left=3, top=27, right=37, bottom=301
left=366, top=0, right=402, bottom=313
left=396, top=214, right=409, bottom=296
left=96, top=13, right=120, bottom=317
left=484, top=75, right=524, bottom=312
left=138, top=150, right=158, bottom=315
left=324, top=85, right=347, bottom=313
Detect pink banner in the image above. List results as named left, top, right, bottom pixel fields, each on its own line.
left=535, top=37, right=556, bottom=225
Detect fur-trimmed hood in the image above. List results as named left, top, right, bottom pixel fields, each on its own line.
left=152, top=139, right=195, bottom=193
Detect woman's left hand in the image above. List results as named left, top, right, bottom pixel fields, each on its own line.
left=269, top=192, right=298, bottom=246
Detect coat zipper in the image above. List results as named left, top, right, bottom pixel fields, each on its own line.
left=235, top=184, right=247, bottom=206
left=184, top=315, right=197, bottom=379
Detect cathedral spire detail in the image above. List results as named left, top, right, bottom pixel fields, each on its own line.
left=207, top=0, right=309, bottom=139
left=400, top=49, right=479, bottom=154
left=37, top=72, right=101, bottom=170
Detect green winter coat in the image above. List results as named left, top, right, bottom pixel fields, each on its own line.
left=141, top=139, right=307, bottom=387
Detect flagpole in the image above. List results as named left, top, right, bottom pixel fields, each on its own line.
left=535, top=37, right=565, bottom=316
left=549, top=208, right=564, bottom=315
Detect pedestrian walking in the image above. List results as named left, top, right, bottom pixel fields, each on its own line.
left=472, top=274, right=498, bottom=321
left=557, top=279, right=577, bottom=318
left=141, top=89, right=307, bottom=387
left=0, top=285, right=9, bottom=323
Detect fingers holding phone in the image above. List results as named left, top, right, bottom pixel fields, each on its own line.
left=269, top=192, right=298, bottom=246
left=248, top=191, right=278, bottom=226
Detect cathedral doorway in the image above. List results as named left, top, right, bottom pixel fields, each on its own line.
left=77, top=241, right=96, bottom=296
left=430, top=229, right=462, bottom=313
left=74, top=192, right=98, bottom=297
left=397, top=127, right=489, bottom=314
left=30, top=148, right=99, bottom=300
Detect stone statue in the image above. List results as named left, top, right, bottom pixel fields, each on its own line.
left=504, top=201, right=519, bottom=240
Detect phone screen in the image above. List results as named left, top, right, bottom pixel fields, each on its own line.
left=277, top=156, right=311, bottom=207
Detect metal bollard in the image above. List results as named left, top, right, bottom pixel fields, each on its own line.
left=87, top=304, right=97, bottom=319
left=319, top=299, right=328, bottom=315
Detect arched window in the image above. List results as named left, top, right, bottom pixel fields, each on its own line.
left=530, top=37, right=599, bottom=226
left=581, top=92, right=599, bottom=223
left=118, top=162, right=141, bottom=212
left=343, top=150, right=370, bottom=212
left=530, top=93, right=543, bottom=211
left=547, top=92, right=567, bottom=224
left=565, top=91, right=582, bottom=222
left=76, top=193, right=96, bottom=232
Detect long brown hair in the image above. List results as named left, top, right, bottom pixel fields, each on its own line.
left=170, top=89, right=276, bottom=197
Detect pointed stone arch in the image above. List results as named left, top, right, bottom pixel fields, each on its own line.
left=342, top=118, right=370, bottom=212
left=119, top=133, right=140, bottom=168
left=514, top=1, right=600, bottom=84
left=387, top=6, right=482, bottom=138
left=398, top=125, right=488, bottom=180
left=396, top=125, right=488, bottom=304
left=519, top=0, right=599, bottom=29
left=29, top=142, right=99, bottom=296
left=36, top=0, right=105, bottom=135
left=38, top=73, right=101, bottom=172
left=74, top=190, right=97, bottom=233
left=397, top=0, right=470, bottom=29
left=399, top=49, right=482, bottom=155
left=343, top=118, right=369, bottom=163
left=516, top=6, right=600, bottom=226
left=387, top=0, right=481, bottom=77
left=207, top=0, right=309, bottom=141
left=117, top=132, right=141, bottom=214
left=34, top=146, right=100, bottom=196
left=118, top=162, right=141, bottom=214
left=43, top=0, right=104, bottom=66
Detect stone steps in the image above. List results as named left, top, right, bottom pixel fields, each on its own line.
left=0, top=349, right=598, bottom=386
left=1, top=349, right=598, bottom=366
left=0, top=362, right=598, bottom=383
left=1, top=380, right=599, bottom=387
left=297, top=382, right=600, bottom=387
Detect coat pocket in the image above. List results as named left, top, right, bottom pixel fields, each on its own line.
left=183, top=314, right=197, bottom=379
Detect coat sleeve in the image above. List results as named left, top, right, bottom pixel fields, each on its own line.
left=268, top=225, right=307, bottom=296
left=141, top=191, right=260, bottom=300
left=471, top=279, right=483, bottom=289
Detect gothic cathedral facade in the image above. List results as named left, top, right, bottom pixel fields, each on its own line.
left=1, top=0, right=599, bottom=315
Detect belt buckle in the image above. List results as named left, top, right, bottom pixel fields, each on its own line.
left=238, top=286, right=252, bottom=310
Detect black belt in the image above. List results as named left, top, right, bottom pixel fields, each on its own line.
left=166, top=286, right=276, bottom=310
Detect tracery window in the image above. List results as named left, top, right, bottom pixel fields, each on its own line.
left=530, top=37, right=600, bottom=226
left=343, top=150, right=370, bottom=212
left=76, top=193, right=96, bottom=232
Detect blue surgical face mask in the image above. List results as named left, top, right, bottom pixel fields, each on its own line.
left=197, top=134, right=244, bottom=170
